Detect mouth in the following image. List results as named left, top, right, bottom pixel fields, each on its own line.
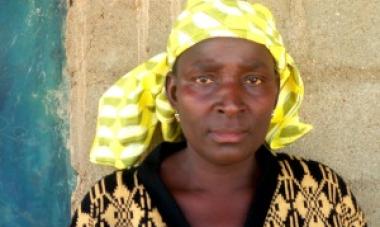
left=208, top=129, right=249, bottom=143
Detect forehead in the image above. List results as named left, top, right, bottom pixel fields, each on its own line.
left=175, top=37, right=275, bottom=70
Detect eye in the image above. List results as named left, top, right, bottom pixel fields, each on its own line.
left=195, top=75, right=214, bottom=84
left=244, top=75, right=262, bottom=86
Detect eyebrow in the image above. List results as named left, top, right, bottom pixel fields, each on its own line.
left=190, top=58, right=272, bottom=71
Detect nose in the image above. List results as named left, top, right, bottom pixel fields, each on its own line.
left=216, top=82, right=246, bottom=116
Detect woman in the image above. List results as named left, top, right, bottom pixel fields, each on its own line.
left=71, top=0, right=366, bottom=226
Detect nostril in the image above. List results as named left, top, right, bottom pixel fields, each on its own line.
left=217, top=103, right=245, bottom=116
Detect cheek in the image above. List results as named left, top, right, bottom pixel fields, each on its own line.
left=245, top=89, right=278, bottom=133
left=176, top=84, right=214, bottom=109
left=175, top=85, right=213, bottom=137
left=252, top=93, right=277, bottom=112
left=246, top=84, right=278, bottom=110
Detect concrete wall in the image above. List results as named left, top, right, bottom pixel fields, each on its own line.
left=66, top=0, right=380, bottom=225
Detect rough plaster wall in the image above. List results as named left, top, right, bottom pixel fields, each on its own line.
left=66, top=0, right=380, bottom=224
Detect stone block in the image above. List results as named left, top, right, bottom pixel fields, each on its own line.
left=303, top=0, right=380, bottom=70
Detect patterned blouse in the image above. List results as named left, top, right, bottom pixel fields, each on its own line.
left=71, top=142, right=367, bottom=227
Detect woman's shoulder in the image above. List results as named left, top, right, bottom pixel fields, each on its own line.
left=70, top=167, right=166, bottom=227
left=266, top=151, right=367, bottom=226
left=273, top=151, right=357, bottom=202
left=82, top=167, right=141, bottom=200
left=274, top=152, right=350, bottom=189
left=97, top=167, right=140, bottom=191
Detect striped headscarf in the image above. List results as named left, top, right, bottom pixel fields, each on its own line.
left=90, top=0, right=312, bottom=169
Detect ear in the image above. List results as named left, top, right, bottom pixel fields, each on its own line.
left=165, top=71, right=178, bottom=109
left=273, top=71, right=280, bottom=109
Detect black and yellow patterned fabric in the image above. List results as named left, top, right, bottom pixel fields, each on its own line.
left=71, top=142, right=366, bottom=227
left=264, top=157, right=366, bottom=226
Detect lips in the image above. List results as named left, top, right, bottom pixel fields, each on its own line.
left=209, top=129, right=248, bottom=143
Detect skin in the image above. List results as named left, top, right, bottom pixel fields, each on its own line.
left=161, top=37, right=279, bottom=227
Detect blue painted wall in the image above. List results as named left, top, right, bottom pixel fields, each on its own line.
left=0, top=0, right=74, bottom=226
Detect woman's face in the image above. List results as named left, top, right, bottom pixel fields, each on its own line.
left=166, top=37, right=279, bottom=165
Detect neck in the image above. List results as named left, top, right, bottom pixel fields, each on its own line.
left=179, top=147, right=260, bottom=194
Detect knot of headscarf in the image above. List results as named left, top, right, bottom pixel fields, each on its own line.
left=90, top=0, right=312, bottom=169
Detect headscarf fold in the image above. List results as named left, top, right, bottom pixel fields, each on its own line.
left=90, top=0, right=312, bottom=169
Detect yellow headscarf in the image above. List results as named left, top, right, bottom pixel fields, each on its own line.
left=90, top=0, right=312, bottom=169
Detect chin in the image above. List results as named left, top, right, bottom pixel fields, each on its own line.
left=204, top=143, right=256, bottom=166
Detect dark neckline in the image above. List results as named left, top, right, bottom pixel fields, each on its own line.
left=138, top=141, right=281, bottom=227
